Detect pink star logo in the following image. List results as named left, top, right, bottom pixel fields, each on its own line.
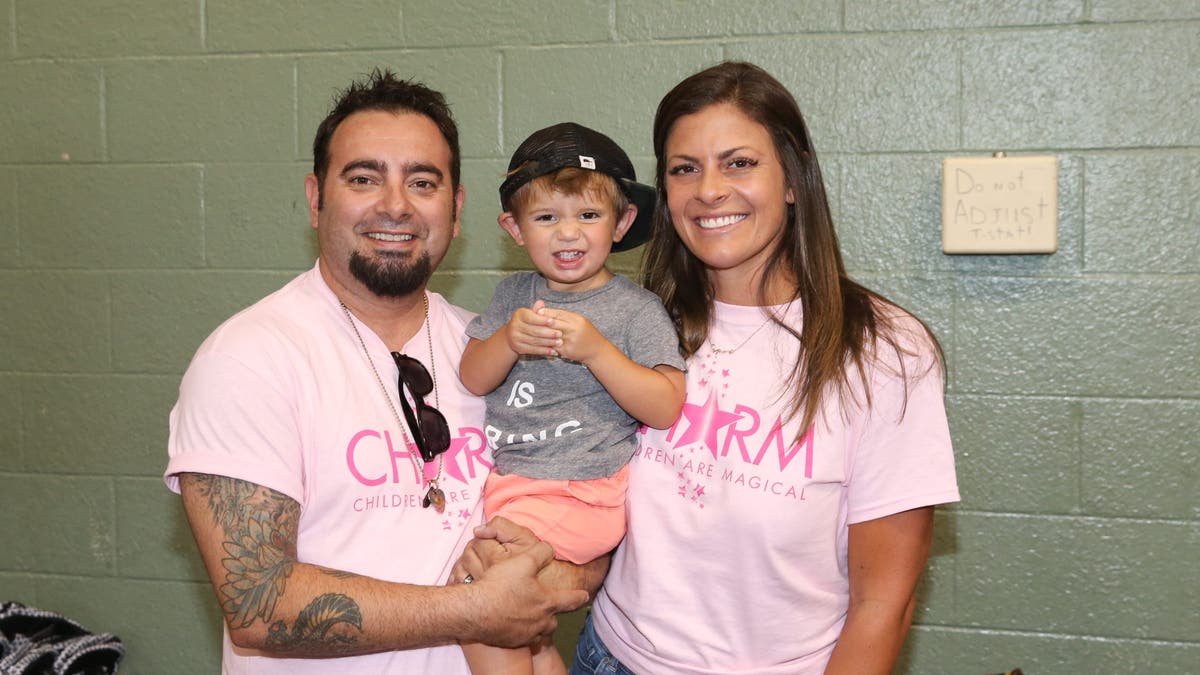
left=441, top=435, right=481, bottom=483
left=673, top=390, right=742, bottom=459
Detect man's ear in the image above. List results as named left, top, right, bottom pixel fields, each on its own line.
left=498, top=212, right=524, bottom=245
left=304, top=174, right=321, bottom=229
left=451, top=184, right=465, bottom=240
left=612, top=203, right=637, bottom=243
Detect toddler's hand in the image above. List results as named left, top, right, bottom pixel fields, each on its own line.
left=504, top=299, right=563, bottom=357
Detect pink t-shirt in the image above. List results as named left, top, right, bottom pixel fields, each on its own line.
left=165, top=264, right=490, bottom=674
left=592, top=300, right=959, bottom=674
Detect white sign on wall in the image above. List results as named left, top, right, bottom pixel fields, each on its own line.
left=942, top=155, right=1058, bottom=254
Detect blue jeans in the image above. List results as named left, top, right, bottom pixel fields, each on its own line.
left=569, top=612, right=637, bottom=675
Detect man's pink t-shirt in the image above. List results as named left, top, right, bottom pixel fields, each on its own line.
left=592, top=300, right=960, bottom=674
left=165, top=264, right=490, bottom=674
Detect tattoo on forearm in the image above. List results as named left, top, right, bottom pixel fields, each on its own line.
left=265, top=593, right=363, bottom=653
left=319, top=567, right=360, bottom=580
left=183, top=473, right=363, bottom=649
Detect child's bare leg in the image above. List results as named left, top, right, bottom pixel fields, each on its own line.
left=531, top=634, right=567, bottom=675
left=463, top=642, right=534, bottom=675
left=462, top=634, right=564, bottom=675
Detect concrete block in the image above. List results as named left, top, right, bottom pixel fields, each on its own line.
left=0, top=474, right=116, bottom=575
left=20, top=165, right=204, bottom=269
left=0, top=0, right=11, bottom=60
left=116, top=478, right=209, bottom=582
left=956, top=277, right=1199, bottom=398
left=605, top=246, right=646, bottom=278
left=947, top=395, right=1080, bottom=513
left=900, top=625, right=1200, bottom=674
left=1084, top=152, right=1200, bottom=274
left=207, top=0, right=400, bottom=52
left=21, top=374, right=178, bottom=476
left=963, top=25, right=1200, bottom=149
left=838, top=155, right=946, bottom=275
left=205, top=162, right=316, bottom=270
left=554, top=606, right=589, bottom=663
left=911, top=509, right=958, bottom=626
left=0, top=573, right=36, bottom=605
left=723, top=39, right=841, bottom=153
left=846, top=0, right=1081, bottom=30
left=34, top=577, right=222, bottom=675
left=431, top=271, right=504, bottom=315
left=0, top=374, right=19, bottom=466
left=835, top=35, right=959, bottom=152
left=297, top=49, right=501, bottom=159
left=106, top=58, right=294, bottom=162
left=504, top=44, right=722, bottom=160
left=0, top=271, right=110, bottom=373
left=730, top=35, right=958, bottom=153
left=853, top=274, right=955, bottom=369
left=443, top=158, right=527, bottom=272
left=617, top=0, right=839, bottom=39
left=0, top=62, right=102, bottom=163
left=110, top=270, right=297, bottom=374
left=407, top=0, right=610, bottom=47
left=1081, top=399, right=1199, bottom=519
left=941, top=155, right=1084, bottom=276
left=0, top=168, right=15, bottom=268
left=1092, top=0, right=1200, bottom=21
left=954, top=513, right=1199, bottom=640
left=15, top=0, right=201, bottom=57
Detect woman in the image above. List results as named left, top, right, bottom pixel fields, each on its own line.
left=571, top=62, right=959, bottom=674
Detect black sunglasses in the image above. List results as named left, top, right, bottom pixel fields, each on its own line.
left=390, top=352, right=451, bottom=462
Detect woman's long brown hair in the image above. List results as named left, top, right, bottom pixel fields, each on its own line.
left=643, top=61, right=943, bottom=437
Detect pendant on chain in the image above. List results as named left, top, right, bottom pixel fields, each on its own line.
left=423, top=482, right=446, bottom=513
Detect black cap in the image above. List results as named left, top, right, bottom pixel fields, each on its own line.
left=499, top=122, right=655, bottom=252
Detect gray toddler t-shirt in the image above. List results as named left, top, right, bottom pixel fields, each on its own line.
left=465, top=272, right=684, bottom=480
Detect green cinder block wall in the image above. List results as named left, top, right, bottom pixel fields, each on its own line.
left=2, top=2, right=1197, bottom=673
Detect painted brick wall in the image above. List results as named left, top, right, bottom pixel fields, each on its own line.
left=1, top=2, right=1196, bottom=673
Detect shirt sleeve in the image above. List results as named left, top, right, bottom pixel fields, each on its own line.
left=165, top=347, right=306, bottom=503
left=465, top=274, right=523, bottom=341
left=624, top=292, right=686, bottom=372
left=845, top=331, right=960, bottom=524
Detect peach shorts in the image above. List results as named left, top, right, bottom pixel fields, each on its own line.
left=482, top=465, right=629, bottom=565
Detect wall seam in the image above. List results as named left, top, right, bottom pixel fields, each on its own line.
left=7, top=0, right=15, bottom=56
left=98, top=67, right=108, bottom=162
left=198, top=0, right=206, bottom=50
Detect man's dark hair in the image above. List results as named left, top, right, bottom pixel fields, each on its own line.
left=312, top=68, right=461, bottom=207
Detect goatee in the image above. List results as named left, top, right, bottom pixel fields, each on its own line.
left=349, top=250, right=432, bottom=298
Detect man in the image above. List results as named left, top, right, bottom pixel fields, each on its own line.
left=165, top=69, right=591, bottom=673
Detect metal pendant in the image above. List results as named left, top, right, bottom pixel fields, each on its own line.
left=422, top=484, right=446, bottom=513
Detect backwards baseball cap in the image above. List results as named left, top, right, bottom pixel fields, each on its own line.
left=499, top=122, right=655, bottom=252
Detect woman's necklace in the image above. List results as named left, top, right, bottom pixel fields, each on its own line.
left=709, top=312, right=774, bottom=355
left=340, top=295, right=446, bottom=513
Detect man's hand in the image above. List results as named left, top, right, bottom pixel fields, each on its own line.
left=460, top=534, right=589, bottom=647
left=454, top=517, right=611, bottom=600
left=452, top=516, right=542, bottom=583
